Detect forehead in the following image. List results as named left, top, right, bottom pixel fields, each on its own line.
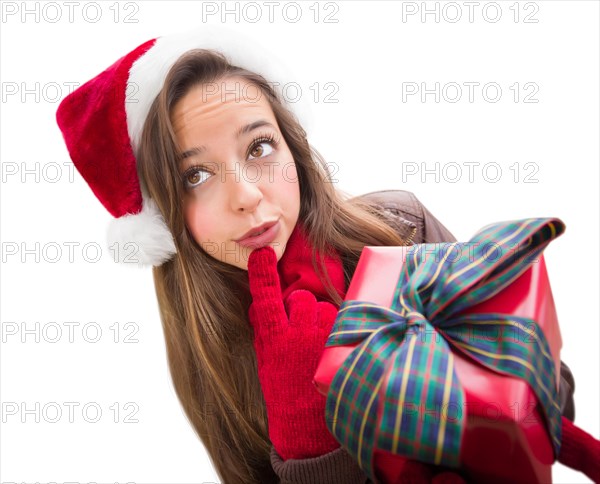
left=171, top=76, right=275, bottom=131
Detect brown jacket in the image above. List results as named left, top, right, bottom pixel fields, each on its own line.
left=269, top=189, right=576, bottom=484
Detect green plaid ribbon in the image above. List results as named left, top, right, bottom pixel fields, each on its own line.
left=324, top=218, right=565, bottom=483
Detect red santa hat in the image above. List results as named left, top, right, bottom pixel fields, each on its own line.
left=56, top=26, right=313, bottom=267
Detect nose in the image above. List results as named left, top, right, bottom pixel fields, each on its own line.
left=227, top=161, right=264, bottom=213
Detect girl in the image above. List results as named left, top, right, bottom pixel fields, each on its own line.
left=56, top=29, right=595, bottom=484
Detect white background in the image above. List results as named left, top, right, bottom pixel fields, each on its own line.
left=1, top=1, right=598, bottom=483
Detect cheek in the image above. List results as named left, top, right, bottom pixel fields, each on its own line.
left=282, top=162, right=300, bottom=204
left=280, top=161, right=298, bottom=187
left=267, top=159, right=299, bottom=203
left=183, top=199, right=214, bottom=246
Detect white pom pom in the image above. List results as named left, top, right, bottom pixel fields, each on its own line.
left=106, top=197, right=177, bottom=267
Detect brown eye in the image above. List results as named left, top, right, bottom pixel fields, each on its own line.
left=187, top=172, right=201, bottom=185
left=248, top=141, right=274, bottom=160
left=182, top=166, right=212, bottom=189
left=250, top=144, right=264, bottom=158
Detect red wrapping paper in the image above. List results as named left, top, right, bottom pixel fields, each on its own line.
left=314, top=246, right=563, bottom=483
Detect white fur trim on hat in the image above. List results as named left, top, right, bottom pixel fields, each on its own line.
left=107, top=196, right=176, bottom=267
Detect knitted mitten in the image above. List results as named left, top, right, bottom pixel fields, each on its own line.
left=247, top=223, right=346, bottom=460
left=558, top=415, right=600, bottom=482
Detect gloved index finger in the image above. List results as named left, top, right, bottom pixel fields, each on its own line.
left=247, top=246, right=288, bottom=324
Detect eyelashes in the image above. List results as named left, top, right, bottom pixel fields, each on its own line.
left=181, top=131, right=281, bottom=189
left=246, top=131, right=280, bottom=159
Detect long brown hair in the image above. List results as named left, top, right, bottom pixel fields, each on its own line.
left=136, top=49, right=413, bottom=483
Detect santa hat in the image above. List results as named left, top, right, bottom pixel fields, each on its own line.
left=56, top=26, right=313, bottom=267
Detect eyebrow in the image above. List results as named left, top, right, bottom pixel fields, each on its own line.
left=177, top=120, right=276, bottom=164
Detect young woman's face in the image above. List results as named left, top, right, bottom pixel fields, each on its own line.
left=172, top=76, right=301, bottom=270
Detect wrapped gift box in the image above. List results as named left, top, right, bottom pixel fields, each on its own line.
left=314, top=221, right=564, bottom=484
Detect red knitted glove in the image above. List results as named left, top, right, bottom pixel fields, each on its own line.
left=247, top=224, right=346, bottom=460
left=558, top=415, right=600, bottom=482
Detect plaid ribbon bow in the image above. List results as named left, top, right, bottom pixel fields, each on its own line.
left=324, top=217, right=565, bottom=483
